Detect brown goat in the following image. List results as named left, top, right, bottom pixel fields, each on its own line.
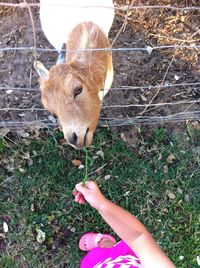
left=35, top=1, right=114, bottom=149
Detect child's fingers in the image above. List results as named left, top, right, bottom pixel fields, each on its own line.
left=74, top=194, right=79, bottom=202
left=72, top=190, right=78, bottom=196
left=74, top=191, right=80, bottom=202
left=75, top=192, right=82, bottom=202
left=74, top=191, right=86, bottom=204
left=79, top=196, right=86, bottom=204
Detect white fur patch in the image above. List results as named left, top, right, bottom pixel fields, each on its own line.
left=40, top=0, right=114, bottom=51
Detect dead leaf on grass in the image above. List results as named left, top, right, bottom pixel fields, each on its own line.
left=167, top=191, right=176, bottom=200
left=31, top=204, right=35, bottom=212
left=3, top=222, right=8, bottom=233
left=140, top=94, right=147, bottom=102
left=96, top=150, right=104, bottom=158
left=196, top=256, right=200, bottom=266
left=174, top=74, right=180, bottom=81
left=18, top=167, right=26, bottom=174
left=120, top=133, right=127, bottom=142
left=18, top=113, right=25, bottom=117
left=163, top=165, right=169, bottom=174
left=104, top=175, right=111, bottom=180
left=36, top=228, right=46, bottom=243
left=72, top=159, right=82, bottom=167
left=22, top=152, right=30, bottom=159
left=177, top=188, right=183, bottom=195
left=78, top=164, right=85, bottom=170
left=17, top=130, right=30, bottom=138
left=167, top=154, right=176, bottom=164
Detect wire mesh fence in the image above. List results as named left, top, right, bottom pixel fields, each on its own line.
left=0, top=1, right=200, bottom=133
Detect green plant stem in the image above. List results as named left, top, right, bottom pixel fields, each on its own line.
left=82, top=148, right=88, bottom=185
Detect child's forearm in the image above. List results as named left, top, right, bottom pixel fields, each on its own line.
left=98, top=199, right=176, bottom=268
left=98, top=198, right=150, bottom=245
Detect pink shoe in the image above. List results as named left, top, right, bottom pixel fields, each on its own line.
left=79, top=232, right=116, bottom=251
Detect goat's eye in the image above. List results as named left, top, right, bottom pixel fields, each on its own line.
left=74, top=86, right=83, bottom=98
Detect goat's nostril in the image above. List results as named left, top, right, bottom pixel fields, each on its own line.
left=70, top=132, right=78, bottom=145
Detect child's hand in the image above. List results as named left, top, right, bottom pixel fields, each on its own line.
left=72, top=190, right=86, bottom=204
left=73, top=181, right=107, bottom=210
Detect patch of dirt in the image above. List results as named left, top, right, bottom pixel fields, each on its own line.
left=0, top=0, right=200, bottom=145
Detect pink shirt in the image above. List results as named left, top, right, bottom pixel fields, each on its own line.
left=81, top=241, right=144, bottom=268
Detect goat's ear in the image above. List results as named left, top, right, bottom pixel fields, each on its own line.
left=34, top=61, right=49, bottom=79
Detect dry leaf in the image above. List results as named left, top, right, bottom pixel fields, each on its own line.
left=6, top=89, right=13, bottom=94
left=78, top=164, right=85, bottom=170
left=120, top=133, right=127, bottom=142
left=104, top=175, right=111, bottom=180
left=185, top=194, right=190, bottom=202
left=177, top=188, right=183, bottom=195
left=22, top=152, right=30, bottom=159
left=72, top=159, right=82, bottom=167
left=19, top=167, right=26, bottom=174
left=140, top=94, right=147, bottom=102
left=96, top=150, right=104, bottom=158
left=36, top=228, right=45, bottom=243
left=18, top=113, right=25, bottom=117
left=3, top=222, right=8, bottom=233
left=174, top=74, right=180, bottom=81
left=32, top=150, right=38, bottom=156
left=18, top=130, right=29, bottom=138
left=123, top=191, right=130, bottom=197
left=167, top=192, right=176, bottom=199
left=167, top=154, right=176, bottom=164
left=163, top=165, right=169, bottom=174
left=197, top=256, right=200, bottom=265
left=31, top=204, right=35, bottom=212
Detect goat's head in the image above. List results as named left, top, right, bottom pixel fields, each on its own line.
left=35, top=61, right=101, bottom=149
left=36, top=22, right=112, bottom=149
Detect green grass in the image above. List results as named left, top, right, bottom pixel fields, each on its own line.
left=0, top=127, right=199, bottom=268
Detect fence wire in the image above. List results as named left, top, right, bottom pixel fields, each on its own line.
left=1, top=45, right=200, bottom=53
left=0, top=1, right=200, bottom=130
left=1, top=82, right=200, bottom=92
left=1, top=111, right=200, bottom=128
left=1, top=2, right=200, bottom=11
